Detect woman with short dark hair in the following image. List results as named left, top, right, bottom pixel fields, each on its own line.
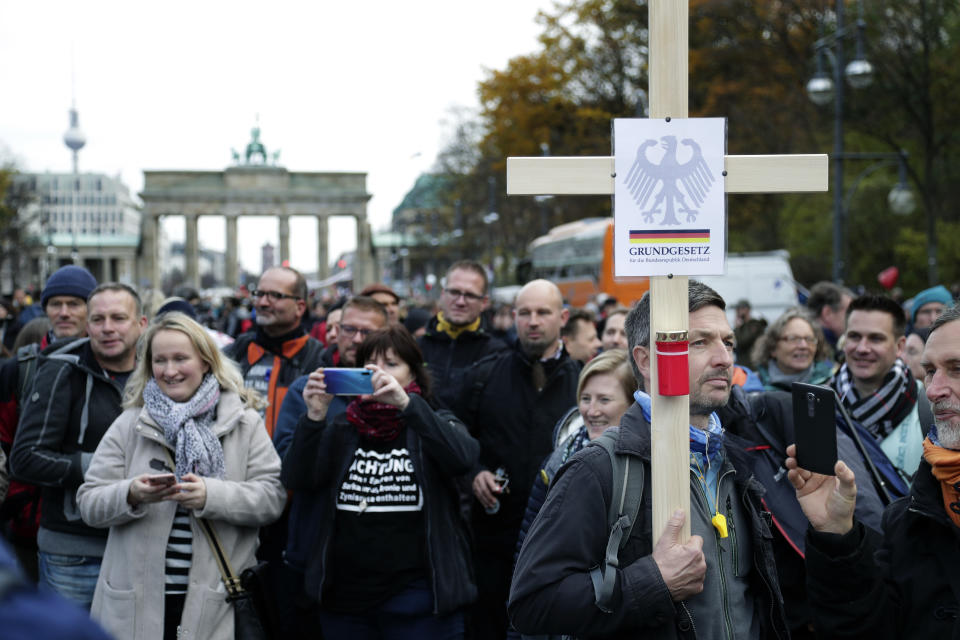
left=282, top=325, right=479, bottom=639
left=752, top=308, right=834, bottom=391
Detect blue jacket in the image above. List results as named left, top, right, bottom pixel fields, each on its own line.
left=0, top=537, right=112, bottom=639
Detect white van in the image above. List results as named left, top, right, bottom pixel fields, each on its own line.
left=698, top=250, right=800, bottom=324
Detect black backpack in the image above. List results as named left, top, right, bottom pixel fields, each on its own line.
left=584, top=429, right=645, bottom=613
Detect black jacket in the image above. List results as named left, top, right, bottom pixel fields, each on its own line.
left=720, top=386, right=886, bottom=638
left=280, top=393, right=479, bottom=616
left=222, top=329, right=325, bottom=437
left=509, top=402, right=788, bottom=640
left=9, top=338, right=125, bottom=541
left=454, top=345, right=580, bottom=540
left=806, top=459, right=960, bottom=639
left=417, top=316, right=508, bottom=411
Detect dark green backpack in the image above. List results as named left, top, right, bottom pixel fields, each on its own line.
left=586, top=429, right=645, bottom=613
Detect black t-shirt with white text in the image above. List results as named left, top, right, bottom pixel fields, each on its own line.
left=326, top=429, right=427, bottom=613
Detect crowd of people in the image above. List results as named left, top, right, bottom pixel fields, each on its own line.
left=0, top=259, right=958, bottom=639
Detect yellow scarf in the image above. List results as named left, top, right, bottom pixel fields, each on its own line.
left=922, top=437, right=960, bottom=528
left=436, top=312, right=481, bottom=340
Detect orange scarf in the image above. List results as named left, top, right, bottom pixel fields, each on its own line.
left=922, top=437, right=960, bottom=528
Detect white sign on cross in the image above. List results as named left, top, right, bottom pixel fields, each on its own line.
left=506, top=1, right=827, bottom=543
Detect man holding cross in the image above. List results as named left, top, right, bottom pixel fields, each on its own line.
left=509, top=281, right=787, bottom=639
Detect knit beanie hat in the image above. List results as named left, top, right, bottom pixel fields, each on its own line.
left=41, top=265, right=97, bottom=308
left=911, top=285, right=953, bottom=323
left=156, top=297, right=198, bottom=320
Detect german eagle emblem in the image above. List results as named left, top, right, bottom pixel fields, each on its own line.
left=623, top=135, right=716, bottom=225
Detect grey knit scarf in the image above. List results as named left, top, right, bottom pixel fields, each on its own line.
left=143, top=374, right=225, bottom=479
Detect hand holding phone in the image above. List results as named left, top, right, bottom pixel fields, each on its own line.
left=146, top=473, right=176, bottom=487
left=323, top=368, right=375, bottom=395
left=792, top=382, right=838, bottom=476
left=128, top=472, right=178, bottom=507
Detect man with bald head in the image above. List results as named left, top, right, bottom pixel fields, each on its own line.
left=456, top=278, right=580, bottom=640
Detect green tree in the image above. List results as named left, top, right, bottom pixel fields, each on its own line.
left=0, top=164, right=40, bottom=289
left=426, top=0, right=960, bottom=289
left=846, top=0, right=960, bottom=288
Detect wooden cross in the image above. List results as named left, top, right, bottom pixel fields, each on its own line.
left=506, top=1, right=827, bottom=543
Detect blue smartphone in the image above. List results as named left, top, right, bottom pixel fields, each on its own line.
left=323, top=368, right=374, bottom=395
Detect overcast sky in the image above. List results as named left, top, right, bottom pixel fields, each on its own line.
left=0, top=0, right=553, bottom=275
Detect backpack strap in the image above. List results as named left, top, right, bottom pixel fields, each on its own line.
left=15, top=338, right=81, bottom=404
left=834, top=393, right=905, bottom=504
left=586, top=429, right=644, bottom=613
left=15, top=344, right=41, bottom=407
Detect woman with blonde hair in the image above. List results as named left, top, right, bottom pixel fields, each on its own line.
left=751, top=307, right=834, bottom=392
left=78, top=312, right=286, bottom=640
left=516, top=349, right=635, bottom=557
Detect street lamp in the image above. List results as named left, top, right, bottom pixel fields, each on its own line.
left=887, top=155, right=916, bottom=216
left=807, top=0, right=874, bottom=284
left=837, top=151, right=915, bottom=271
left=452, top=199, right=464, bottom=239
left=805, top=69, right=833, bottom=107
left=887, top=184, right=916, bottom=217
left=845, top=15, right=874, bottom=90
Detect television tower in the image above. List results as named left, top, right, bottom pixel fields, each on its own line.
left=63, top=63, right=85, bottom=263
left=63, top=97, right=86, bottom=173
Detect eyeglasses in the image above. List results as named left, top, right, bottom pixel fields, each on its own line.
left=779, top=335, right=818, bottom=346
left=251, top=289, right=301, bottom=302
left=339, top=324, right=375, bottom=338
left=444, top=288, right=484, bottom=302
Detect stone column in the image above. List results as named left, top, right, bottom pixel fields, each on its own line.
left=225, top=215, right=238, bottom=288
left=278, top=214, right=290, bottom=265
left=119, top=256, right=133, bottom=284
left=317, top=215, right=329, bottom=279
left=141, top=211, right=159, bottom=289
left=185, top=213, right=199, bottom=286
left=354, top=214, right=375, bottom=289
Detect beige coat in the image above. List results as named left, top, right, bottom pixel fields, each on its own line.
left=77, top=391, right=286, bottom=640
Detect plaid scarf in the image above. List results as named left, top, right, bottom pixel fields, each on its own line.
left=560, top=425, right=591, bottom=465
left=144, top=374, right=225, bottom=479
left=346, top=381, right=422, bottom=442
left=832, top=359, right=917, bottom=441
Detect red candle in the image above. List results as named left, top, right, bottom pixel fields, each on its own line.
left=656, top=331, right=689, bottom=396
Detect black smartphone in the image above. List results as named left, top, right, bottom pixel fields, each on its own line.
left=792, top=382, right=838, bottom=475
left=323, top=368, right=375, bottom=395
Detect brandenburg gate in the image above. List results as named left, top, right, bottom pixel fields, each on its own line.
left=139, top=126, right=375, bottom=289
